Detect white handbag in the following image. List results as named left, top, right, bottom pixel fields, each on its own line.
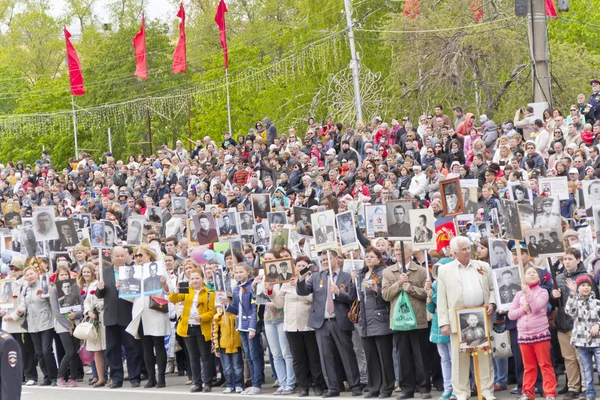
left=491, top=328, right=512, bottom=359
left=73, top=317, right=98, bottom=341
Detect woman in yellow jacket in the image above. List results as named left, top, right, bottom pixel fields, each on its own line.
left=212, top=295, right=243, bottom=393
left=169, top=268, right=216, bottom=393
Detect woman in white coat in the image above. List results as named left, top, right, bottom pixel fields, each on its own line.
left=127, top=245, right=170, bottom=388
left=82, top=263, right=106, bottom=387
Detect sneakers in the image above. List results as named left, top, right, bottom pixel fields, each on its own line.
left=520, top=394, right=531, bottom=400
left=274, top=387, right=284, bottom=395
left=68, top=380, right=77, bottom=387
left=57, top=378, right=69, bottom=388
left=236, top=387, right=243, bottom=393
left=242, top=387, right=263, bottom=395
left=563, top=391, right=580, bottom=400
left=440, top=391, right=454, bottom=400
left=223, top=387, right=235, bottom=394
left=25, top=380, right=36, bottom=386
left=282, top=387, right=294, bottom=395
left=273, top=380, right=280, bottom=388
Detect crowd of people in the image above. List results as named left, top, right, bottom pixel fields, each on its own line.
left=0, top=81, right=600, bottom=400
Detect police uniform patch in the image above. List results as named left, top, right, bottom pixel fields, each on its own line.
left=8, top=350, right=17, bottom=367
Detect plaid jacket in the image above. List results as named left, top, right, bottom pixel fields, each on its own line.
left=565, top=292, right=600, bottom=348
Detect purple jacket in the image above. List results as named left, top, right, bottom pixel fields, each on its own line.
left=508, top=284, right=550, bottom=342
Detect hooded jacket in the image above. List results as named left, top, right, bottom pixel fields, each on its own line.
left=456, top=112, right=475, bottom=138
left=271, top=186, right=290, bottom=207
left=263, top=118, right=278, bottom=146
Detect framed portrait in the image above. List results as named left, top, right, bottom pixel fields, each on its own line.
left=342, top=260, right=364, bottom=274
left=293, top=207, right=314, bottom=238
left=263, top=258, right=295, bottom=284
left=310, top=210, right=337, bottom=252
left=385, top=200, right=412, bottom=240
left=517, top=203, right=534, bottom=230
left=508, top=182, right=533, bottom=205
left=186, top=218, right=198, bottom=246
left=409, top=208, right=435, bottom=250
left=539, top=177, right=569, bottom=200
left=578, top=225, right=594, bottom=263
left=90, top=222, right=105, bottom=248
left=171, top=196, right=187, bottom=215
left=239, top=211, right=255, bottom=235
left=214, top=266, right=228, bottom=305
left=583, top=180, right=600, bottom=217
left=440, top=178, right=464, bottom=217
left=460, top=179, right=480, bottom=215
left=103, top=221, right=117, bottom=248
left=253, top=221, right=271, bottom=248
left=56, top=219, right=79, bottom=249
left=57, top=278, right=82, bottom=313
left=270, top=228, right=289, bottom=251
left=532, top=196, right=561, bottom=229
left=32, top=208, right=59, bottom=241
left=217, top=211, right=240, bottom=241
left=475, top=222, right=491, bottom=239
left=146, top=206, right=163, bottom=226
left=127, top=219, right=144, bottom=246
left=192, top=213, right=219, bottom=246
left=118, top=265, right=142, bottom=298
left=336, top=211, right=359, bottom=252
left=455, top=306, right=490, bottom=350
left=142, top=261, right=165, bottom=296
left=493, top=266, right=522, bottom=311
left=524, top=228, right=565, bottom=258
left=0, top=279, right=15, bottom=308
left=251, top=193, right=271, bottom=220
left=2, top=202, right=21, bottom=227
left=499, top=199, right=522, bottom=241
left=267, top=212, right=287, bottom=229
left=364, top=205, right=387, bottom=239
left=488, top=239, right=512, bottom=269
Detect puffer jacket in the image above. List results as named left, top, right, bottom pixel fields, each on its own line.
left=227, top=279, right=258, bottom=332
left=425, top=281, right=449, bottom=344
left=357, top=264, right=392, bottom=338
left=270, top=282, right=314, bottom=332
left=212, top=309, right=242, bottom=354
left=565, top=291, right=600, bottom=347
left=552, top=264, right=598, bottom=332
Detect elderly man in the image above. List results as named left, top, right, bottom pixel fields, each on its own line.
left=437, top=236, right=496, bottom=400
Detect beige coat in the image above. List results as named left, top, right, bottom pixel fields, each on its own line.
left=436, top=259, right=495, bottom=334
left=270, top=283, right=314, bottom=332
left=1, top=277, right=26, bottom=334
left=381, top=261, right=428, bottom=330
left=83, top=280, right=106, bottom=351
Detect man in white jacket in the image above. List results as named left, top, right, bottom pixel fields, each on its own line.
left=408, top=164, right=428, bottom=198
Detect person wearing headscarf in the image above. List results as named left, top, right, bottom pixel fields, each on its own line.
left=271, top=187, right=290, bottom=208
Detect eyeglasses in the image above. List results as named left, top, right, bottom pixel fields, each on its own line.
left=135, top=254, right=144, bottom=258
left=571, top=109, right=577, bottom=112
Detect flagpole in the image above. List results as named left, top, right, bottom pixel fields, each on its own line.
left=186, top=71, right=192, bottom=150
left=225, top=68, right=232, bottom=135
left=71, top=95, right=79, bottom=159
left=145, top=79, right=153, bottom=155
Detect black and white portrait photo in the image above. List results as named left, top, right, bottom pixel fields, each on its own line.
left=119, top=265, right=142, bottom=298
left=493, top=266, right=522, bottom=309
left=127, top=219, right=143, bottom=246
left=532, top=197, right=561, bottom=229
left=171, top=196, right=187, bottom=215
left=32, top=208, right=59, bottom=241
left=217, top=212, right=239, bottom=239
left=214, top=266, right=226, bottom=292
left=146, top=206, right=162, bottom=225
left=477, top=222, right=491, bottom=239
left=311, top=210, right=337, bottom=252
left=57, top=278, right=82, bottom=313
left=440, top=178, right=464, bottom=217
left=267, top=212, right=287, bottom=228
left=293, top=207, right=314, bottom=238
left=90, top=222, right=105, bottom=248
left=364, top=205, right=387, bottom=239
left=239, top=211, right=254, bottom=235
left=142, top=261, right=164, bottom=295
left=584, top=180, right=600, bottom=217
left=488, top=239, right=512, bottom=269
left=460, top=179, right=480, bottom=215
left=337, top=211, right=358, bottom=251
left=253, top=221, right=270, bottom=247
left=76, top=228, right=90, bottom=248
left=192, top=213, right=219, bottom=245
left=14, top=225, right=42, bottom=257
left=251, top=193, right=271, bottom=220
left=56, top=219, right=79, bottom=248
left=509, top=183, right=533, bottom=205
left=0, top=279, right=14, bottom=307
left=524, top=228, right=565, bottom=258
left=263, top=258, right=295, bottom=284
left=578, top=226, right=594, bottom=262
left=187, top=218, right=198, bottom=245
left=456, top=307, right=489, bottom=350
left=386, top=201, right=412, bottom=239
left=104, top=221, right=117, bottom=248
left=270, top=228, right=289, bottom=251
left=409, top=208, right=435, bottom=250
left=342, top=260, right=364, bottom=274
left=499, top=199, right=522, bottom=241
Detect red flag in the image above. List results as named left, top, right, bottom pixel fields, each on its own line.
left=133, top=15, right=148, bottom=80
left=545, top=0, right=558, bottom=17
left=403, top=0, right=420, bottom=18
left=435, top=217, right=457, bottom=253
left=64, top=28, right=85, bottom=96
left=172, top=3, right=186, bottom=73
left=214, top=0, right=229, bottom=69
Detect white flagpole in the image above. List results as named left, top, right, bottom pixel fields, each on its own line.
left=71, top=95, right=79, bottom=159
left=225, top=68, right=232, bottom=135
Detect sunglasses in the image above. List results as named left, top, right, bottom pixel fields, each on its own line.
left=8, top=266, right=15, bottom=271
left=135, top=253, right=144, bottom=258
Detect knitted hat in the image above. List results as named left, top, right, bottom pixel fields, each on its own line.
left=576, top=275, right=592, bottom=289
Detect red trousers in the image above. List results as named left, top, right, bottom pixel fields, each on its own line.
left=520, top=341, right=557, bottom=398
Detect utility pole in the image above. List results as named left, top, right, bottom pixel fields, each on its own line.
left=343, top=0, right=363, bottom=122
left=528, top=0, right=552, bottom=105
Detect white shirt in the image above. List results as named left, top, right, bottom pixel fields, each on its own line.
left=458, top=262, right=485, bottom=307
left=324, top=272, right=338, bottom=319
left=189, top=292, right=200, bottom=326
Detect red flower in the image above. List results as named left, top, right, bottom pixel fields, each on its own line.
left=11, top=295, right=17, bottom=299
left=90, top=290, right=96, bottom=295
left=36, top=290, right=42, bottom=296
left=242, top=287, right=247, bottom=294
left=544, top=273, right=551, bottom=282
left=80, top=290, right=86, bottom=296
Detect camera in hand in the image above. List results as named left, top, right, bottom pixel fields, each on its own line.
left=178, top=281, right=189, bottom=294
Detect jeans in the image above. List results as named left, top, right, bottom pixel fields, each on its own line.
left=240, top=328, right=264, bottom=388
left=220, top=349, right=244, bottom=389
left=30, top=329, right=58, bottom=382
left=264, top=322, right=295, bottom=388
left=183, top=326, right=214, bottom=387
left=493, top=357, right=508, bottom=387
left=436, top=342, right=452, bottom=392
left=577, top=346, right=600, bottom=399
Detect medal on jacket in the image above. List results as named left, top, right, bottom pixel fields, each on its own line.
left=319, top=280, right=323, bottom=288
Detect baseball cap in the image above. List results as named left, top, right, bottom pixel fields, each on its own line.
left=569, top=168, right=579, bottom=174
left=326, top=149, right=336, bottom=155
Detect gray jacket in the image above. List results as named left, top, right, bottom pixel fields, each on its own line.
left=18, top=280, right=53, bottom=333
left=481, top=120, right=498, bottom=155
left=357, top=265, right=392, bottom=338
left=50, top=286, right=83, bottom=333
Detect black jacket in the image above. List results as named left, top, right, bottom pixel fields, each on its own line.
left=551, top=263, right=598, bottom=332
left=96, top=266, right=134, bottom=327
